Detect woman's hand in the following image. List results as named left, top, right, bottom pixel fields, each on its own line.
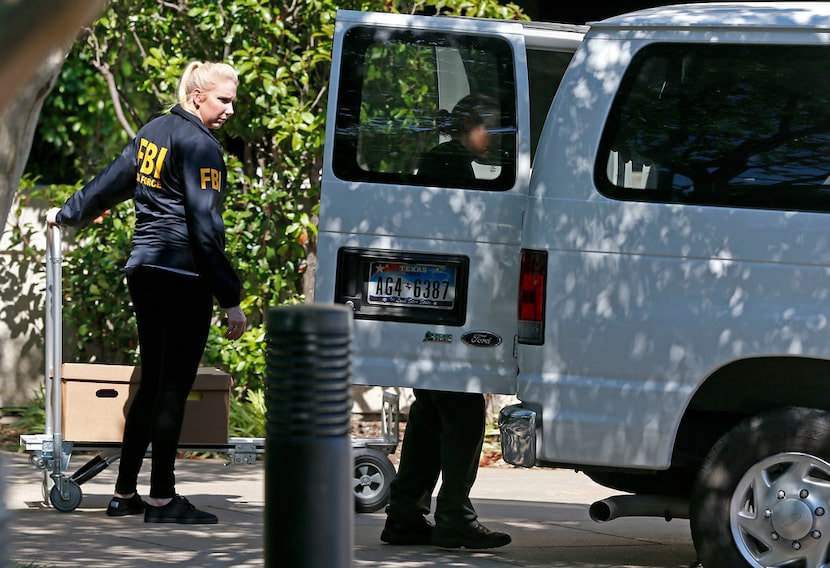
left=46, top=207, right=61, bottom=227
left=225, top=305, right=246, bottom=340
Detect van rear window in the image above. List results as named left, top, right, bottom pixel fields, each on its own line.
left=597, top=44, right=830, bottom=213
left=332, top=26, right=518, bottom=191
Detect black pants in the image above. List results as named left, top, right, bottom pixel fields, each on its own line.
left=115, top=267, right=212, bottom=499
left=386, top=389, right=485, bottom=528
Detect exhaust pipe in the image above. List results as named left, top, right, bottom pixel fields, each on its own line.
left=589, top=494, right=689, bottom=523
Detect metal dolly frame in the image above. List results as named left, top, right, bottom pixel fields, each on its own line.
left=21, top=225, right=399, bottom=513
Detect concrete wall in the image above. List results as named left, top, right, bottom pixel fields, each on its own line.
left=0, top=200, right=47, bottom=408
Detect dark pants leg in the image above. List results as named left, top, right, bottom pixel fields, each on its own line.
left=433, top=391, right=485, bottom=528
left=386, top=389, right=442, bottom=523
left=386, top=389, right=485, bottom=528
left=115, top=267, right=212, bottom=499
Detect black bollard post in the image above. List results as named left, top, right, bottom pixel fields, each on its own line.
left=264, top=304, right=354, bottom=568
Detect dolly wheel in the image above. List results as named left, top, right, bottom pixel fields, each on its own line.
left=353, top=448, right=396, bottom=513
left=50, top=479, right=83, bottom=512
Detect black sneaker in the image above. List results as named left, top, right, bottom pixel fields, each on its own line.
left=380, top=516, right=433, bottom=545
left=106, top=493, right=146, bottom=517
left=432, top=521, right=511, bottom=549
left=144, top=495, right=218, bottom=525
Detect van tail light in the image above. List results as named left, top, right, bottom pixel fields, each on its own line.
left=518, top=249, right=547, bottom=345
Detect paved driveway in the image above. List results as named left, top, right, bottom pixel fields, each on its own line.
left=3, top=451, right=699, bottom=567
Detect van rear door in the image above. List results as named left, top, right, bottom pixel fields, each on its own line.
left=314, top=10, right=583, bottom=393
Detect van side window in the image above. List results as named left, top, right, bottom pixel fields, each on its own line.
left=596, top=44, right=830, bottom=213
left=332, top=26, right=517, bottom=191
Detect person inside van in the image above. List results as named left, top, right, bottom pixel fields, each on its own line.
left=380, top=93, right=512, bottom=550
left=416, top=93, right=499, bottom=186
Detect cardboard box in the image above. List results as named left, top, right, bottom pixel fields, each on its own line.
left=60, top=363, right=232, bottom=445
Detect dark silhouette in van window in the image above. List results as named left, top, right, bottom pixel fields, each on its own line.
left=417, top=93, right=500, bottom=187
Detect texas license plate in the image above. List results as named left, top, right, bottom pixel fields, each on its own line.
left=367, top=261, right=456, bottom=309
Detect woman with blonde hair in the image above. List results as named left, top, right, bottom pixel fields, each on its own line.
left=47, top=61, right=246, bottom=524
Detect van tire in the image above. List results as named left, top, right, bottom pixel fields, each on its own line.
left=690, top=407, right=830, bottom=568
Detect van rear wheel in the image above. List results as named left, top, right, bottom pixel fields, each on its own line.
left=690, top=407, right=830, bottom=568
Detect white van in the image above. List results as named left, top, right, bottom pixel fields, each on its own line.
left=316, top=4, right=830, bottom=567
left=315, top=10, right=586, bottom=394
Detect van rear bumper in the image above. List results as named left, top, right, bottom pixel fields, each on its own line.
left=498, top=404, right=537, bottom=468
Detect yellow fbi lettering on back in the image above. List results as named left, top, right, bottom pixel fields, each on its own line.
left=136, top=138, right=168, bottom=189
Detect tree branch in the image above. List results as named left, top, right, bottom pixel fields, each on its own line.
left=86, top=30, right=136, bottom=138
